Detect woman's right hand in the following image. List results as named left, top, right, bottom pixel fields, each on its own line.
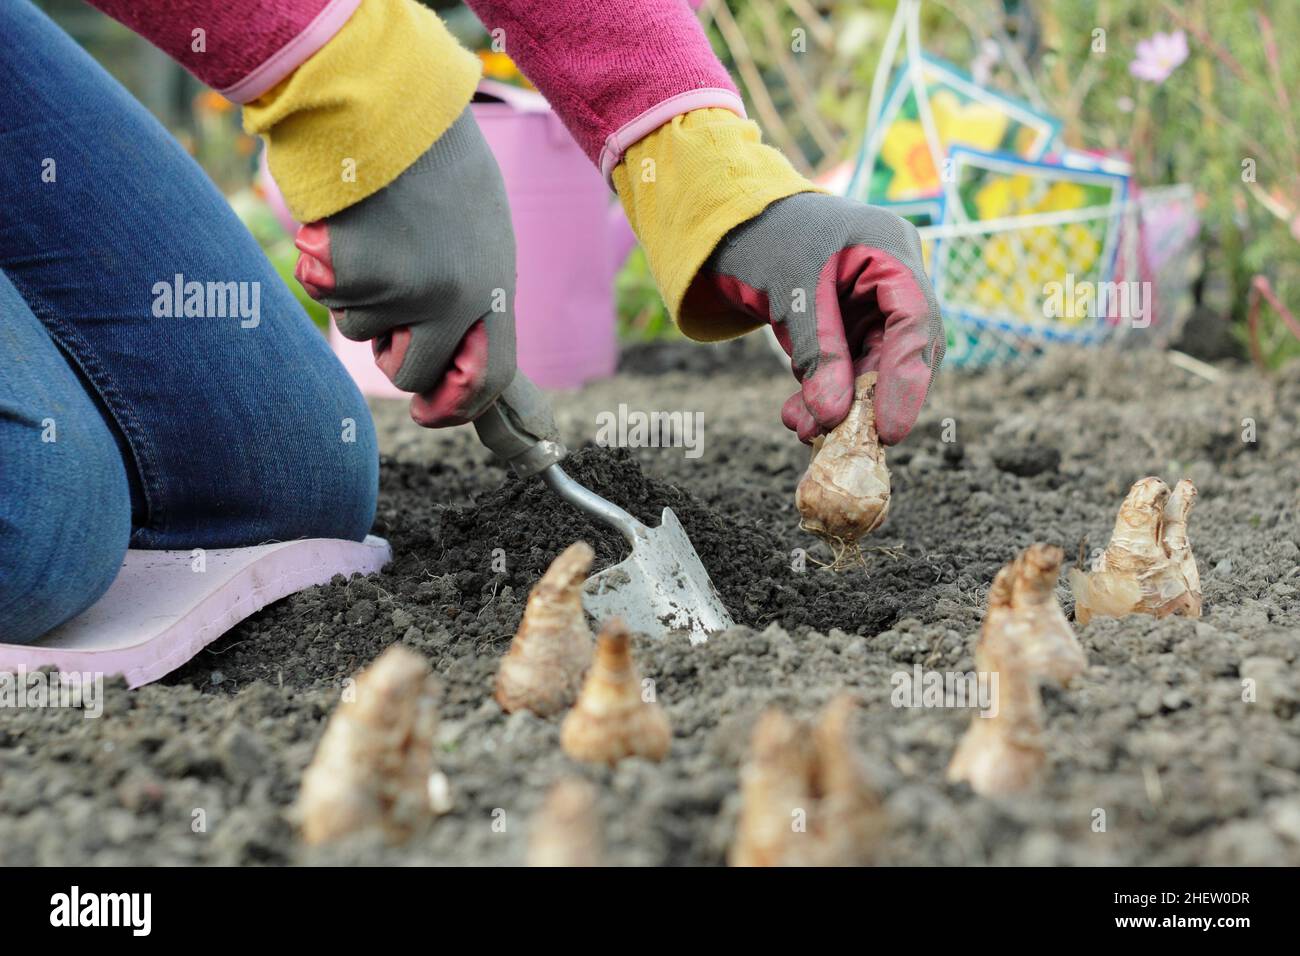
left=294, top=107, right=518, bottom=428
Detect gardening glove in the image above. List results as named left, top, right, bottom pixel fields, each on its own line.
left=216, top=0, right=504, bottom=426
left=699, top=193, right=944, bottom=446
left=613, top=109, right=944, bottom=445
left=294, top=107, right=517, bottom=426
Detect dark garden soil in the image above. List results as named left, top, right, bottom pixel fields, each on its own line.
left=3, top=338, right=1298, bottom=865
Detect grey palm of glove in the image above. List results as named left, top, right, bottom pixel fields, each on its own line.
left=294, top=108, right=517, bottom=427
left=691, top=193, right=945, bottom=445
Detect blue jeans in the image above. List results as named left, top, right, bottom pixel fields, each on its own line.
left=0, top=2, right=379, bottom=644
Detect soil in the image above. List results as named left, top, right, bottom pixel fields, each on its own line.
left=3, top=337, right=1299, bottom=866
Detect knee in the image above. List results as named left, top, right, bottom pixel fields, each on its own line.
left=135, top=354, right=380, bottom=550
left=0, top=412, right=130, bottom=644
left=311, top=402, right=380, bottom=542
left=290, top=349, right=381, bottom=542
left=259, top=391, right=379, bottom=544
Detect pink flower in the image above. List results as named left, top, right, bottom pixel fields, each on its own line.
left=970, top=39, right=1001, bottom=86
left=1130, top=30, right=1188, bottom=84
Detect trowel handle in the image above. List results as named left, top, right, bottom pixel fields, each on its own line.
left=540, top=463, right=643, bottom=546
left=474, top=372, right=645, bottom=543
left=472, top=370, right=567, bottom=477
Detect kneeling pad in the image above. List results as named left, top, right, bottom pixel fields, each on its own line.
left=0, top=536, right=391, bottom=688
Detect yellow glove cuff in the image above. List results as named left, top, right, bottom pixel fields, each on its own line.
left=244, top=0, right=481, bottom=222
left=612, top=108, right=822, bottom=341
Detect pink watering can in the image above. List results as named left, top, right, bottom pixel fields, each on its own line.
left=259, top=80, right=636, bottom=395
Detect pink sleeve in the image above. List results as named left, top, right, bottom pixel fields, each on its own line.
left=465, top=0, right=745, bottom=182
left=85, top=0, right=361, bottom=103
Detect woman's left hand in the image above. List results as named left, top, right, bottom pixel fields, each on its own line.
left=689, top=192, right=945, bottom=445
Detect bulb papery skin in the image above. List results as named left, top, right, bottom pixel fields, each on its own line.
left=1071, top=477, right=1201, bottom=625
left=297, top=645, right=443, bottom=846
left=796, top=372, right=892, bottom=554
left=947, top=623, right=1046, bottom=797
left=527, top=778, right=604, bottom=867
left=947, top=543, right=1087, bottom=796
left=495, top=542, right=596, bottom=717
left=730, top=694, right=883, bottom=866
left=560, top=619, right=671, bottom=766
left=1002, top=544, right=1087, bottom=687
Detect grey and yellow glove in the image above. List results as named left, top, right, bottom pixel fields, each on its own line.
left=295, top=108, right=517, bottom=427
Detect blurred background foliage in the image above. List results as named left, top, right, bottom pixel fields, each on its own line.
left=692, top=0, right=1300, bottom=367
left=38, top=0, right=1300, bottom=367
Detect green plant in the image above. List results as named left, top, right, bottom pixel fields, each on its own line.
left=615, top=246, right=678, bottom=342
left=1016, top=0, right=1299, bottom=368
left=228, top=190, right=331, bottom=332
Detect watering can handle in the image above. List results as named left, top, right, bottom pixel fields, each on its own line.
left=472, top=370, right=568, bottom=477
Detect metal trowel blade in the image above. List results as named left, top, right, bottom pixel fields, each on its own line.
left=581, top=508, right=733, bottom=645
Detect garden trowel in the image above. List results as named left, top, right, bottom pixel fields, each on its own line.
left=473, top=371, right=732, bottom=644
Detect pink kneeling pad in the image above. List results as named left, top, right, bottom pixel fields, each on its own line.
left=0, top=536, right=391, bottom=688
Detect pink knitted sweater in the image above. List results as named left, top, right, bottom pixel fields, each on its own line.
left=465, top=0, right=742, bottom=177
left=87, top=0, right=743, bottom=174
